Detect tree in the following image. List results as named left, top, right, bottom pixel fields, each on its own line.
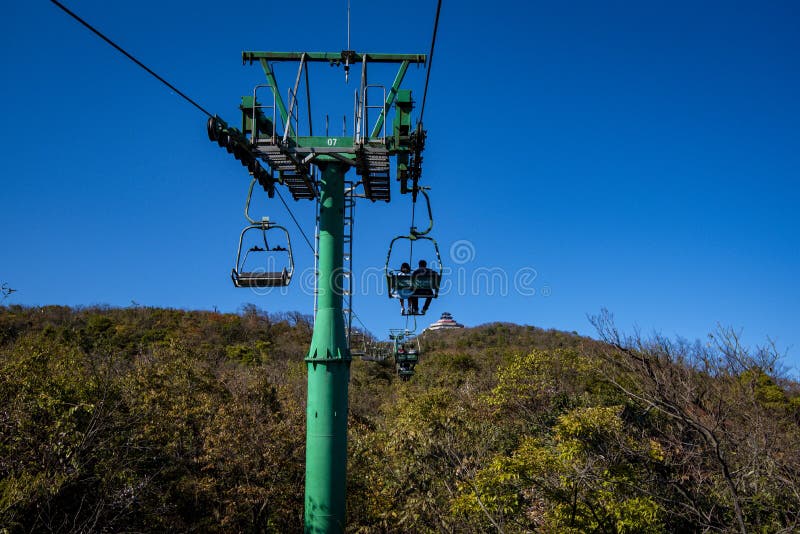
left=590, top=310, right=800, bottom=533
left=453, top=406, right=666, bottom=533
left=453, top=348, right=665, bottom=533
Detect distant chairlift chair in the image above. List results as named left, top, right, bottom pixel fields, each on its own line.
left=392, top=331, right=421, bottom=380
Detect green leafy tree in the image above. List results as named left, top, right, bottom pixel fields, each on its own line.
left=455, top=344, right=686, bottom=532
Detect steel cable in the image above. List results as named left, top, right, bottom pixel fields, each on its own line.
left=50, top=0, right=215, bottom=118
left=418, top=0, right=442, bottom=125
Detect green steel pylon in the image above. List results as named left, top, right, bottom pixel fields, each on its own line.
left=304, top=162, right=350, bottom=532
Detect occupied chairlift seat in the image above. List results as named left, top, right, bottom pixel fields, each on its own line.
left=385, top=234, right=443, bottom=314
left=393, top=332, right=421, bottom=380
left=384, top=188, right=443, bottom=315
left=387, top=268, right=442, bottom=299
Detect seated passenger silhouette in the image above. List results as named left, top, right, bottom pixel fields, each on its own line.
left=397, top=262, right=412, bottom=314
left=409, top=259, right=434, bottom=315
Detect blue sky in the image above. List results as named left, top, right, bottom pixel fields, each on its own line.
left=2, top=1, right=799, bottom=371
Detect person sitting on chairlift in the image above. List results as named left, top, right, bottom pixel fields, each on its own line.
left=398, top=262, right=412, bottom=314
left=410, top=259, right=434, bottom=315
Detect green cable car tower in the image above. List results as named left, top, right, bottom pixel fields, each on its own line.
left=208, top=50, right=428, bottom=531
left=48, top=0, right=442, bottom=529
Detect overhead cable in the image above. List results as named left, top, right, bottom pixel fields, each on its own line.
left=51, top=0, right=318, bottom=255
left=50, top=0, right=215, bottom=118
left=350, top=309, right=374, bottom=338
left=418, top=0, right=442, bottom=125
left=275, top=189, right=315, bottom=253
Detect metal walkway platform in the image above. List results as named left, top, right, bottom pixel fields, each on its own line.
left=253, top=142, right=317, bottom=200
left=355, top=145, right=390, bottom=202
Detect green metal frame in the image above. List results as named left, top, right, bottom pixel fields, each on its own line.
left=245, top=51, right=423, bottom=154
left=304, top=162, right=350, bottom=532
left=258, top=59, right=293, bottom=138
left=371, top=60, right=409, bottom=140
left=243, top=51, right=426, bottom=64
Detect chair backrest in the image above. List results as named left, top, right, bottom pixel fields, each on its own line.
left=387, top=271, right=441, bottom=298
left=412, top=271, right=440, bottom=291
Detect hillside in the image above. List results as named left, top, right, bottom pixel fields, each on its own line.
left=1, top=305, right=798, bottom=532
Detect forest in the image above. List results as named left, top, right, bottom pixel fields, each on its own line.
left=1, top=304, right=798, bottom=533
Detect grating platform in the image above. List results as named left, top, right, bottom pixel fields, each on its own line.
left=355, top=145, right=390, bottom=202
left=253, top=142, right=316, bottom=200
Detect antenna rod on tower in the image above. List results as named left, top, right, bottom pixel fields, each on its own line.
left=344, top=0, right=352, bottom=83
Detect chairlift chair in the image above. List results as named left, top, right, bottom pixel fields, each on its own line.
left=385, top=235, right=442, bottom=313
left=231, top=220, right=294, bottom=287
left=349, top=329, right=367, bottom=358
left=361, top=340, right=393, bottom=362
left=384, top=188, right=443, bottom=315
left=231, top=178, right=294, bottom=288
left=393, top=331, right=421, bottom=380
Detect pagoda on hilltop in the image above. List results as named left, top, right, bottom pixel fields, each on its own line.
left=426, top=312, right=464, bottom=331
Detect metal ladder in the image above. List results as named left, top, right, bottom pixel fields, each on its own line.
left=313, top=172, right=320, bottom=326
left=311, top=178, right=354, bottom=345
left=342, top=181, right=356, bottom=344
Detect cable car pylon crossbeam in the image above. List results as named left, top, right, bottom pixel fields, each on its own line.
left=234, top=52, right=425, bottom=202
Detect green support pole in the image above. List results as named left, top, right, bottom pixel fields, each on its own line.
left=305, top=161, right=351, bottom=533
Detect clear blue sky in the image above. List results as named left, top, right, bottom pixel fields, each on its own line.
left=2, top=1, right=798, bottom=371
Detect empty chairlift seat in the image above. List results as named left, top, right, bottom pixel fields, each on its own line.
left=231, top=221, right=294, bottom=288
left=231, top=266, right=291, bottom=287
